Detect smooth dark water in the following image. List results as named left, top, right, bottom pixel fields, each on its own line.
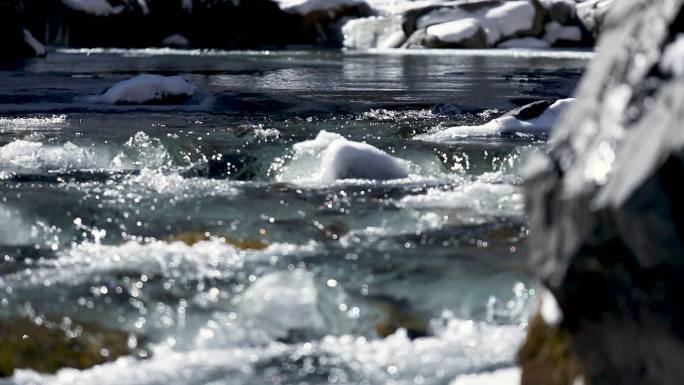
left=0, top=48, right=588, bottom=385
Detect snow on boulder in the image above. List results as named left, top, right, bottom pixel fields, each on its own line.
left=61, top=0, right=124, bottom=16
left=278, top=131, right=411, bottom=184
left=415, top=98, right=574, bottom=140
left=88, top=74, right=197, bottom=105
left=274, top=0, right=367, bottom=15
left=239, top=269, right=324, bottom=339
left=22, top=30, right=47, bottom=57
left=424, top=18, right=487, bottom=48
left=417, top=0, right=546, bottom=48
left=342, top=15, right=406, bottom=49
left=497, top=37, right=550, bottom=48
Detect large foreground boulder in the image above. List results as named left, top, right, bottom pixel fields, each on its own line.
left=523, top=0, right=684, bottom=384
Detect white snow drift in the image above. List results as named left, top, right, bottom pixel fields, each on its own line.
left=280, top=130, right=411, bottom=183
left=415, top=98, right=574, bottom=141
left=88, top=74, right=197, bottom=104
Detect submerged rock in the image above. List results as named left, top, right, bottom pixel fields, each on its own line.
left=0, top=317, right=142, bottom=377
left=523, top=0, right=684, bottom=383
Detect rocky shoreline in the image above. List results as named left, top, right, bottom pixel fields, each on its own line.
left=4, top=0, right=612, bottom=58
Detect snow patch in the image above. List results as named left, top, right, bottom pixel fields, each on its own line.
left=415, top=98, right=574, bottom=140
left=61, top=0, right=124, bottom=16
left=274, top=0, right=365, bottom=15
left=239, top=269, right=324, bottom=339
left=88, top=75, right=197, bottom=105
left=660, top=34, right=684, bottom=77
left=540, top=289, right=563, bottom=326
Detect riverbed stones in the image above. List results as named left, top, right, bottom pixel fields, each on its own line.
left=522, top=0, right=684, bottom=383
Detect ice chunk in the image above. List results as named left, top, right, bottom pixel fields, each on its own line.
left=88, top=74, right=197, bottom=105
left=415, top=98, right=574, bottom=140
left=239, top=269, right=324, bottom=338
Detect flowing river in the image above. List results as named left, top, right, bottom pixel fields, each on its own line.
left=0, top=48, right=589, bottom=385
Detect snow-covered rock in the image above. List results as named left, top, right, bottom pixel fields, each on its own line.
left=61, top=0, right=124, bottom=16
left=424, top=18, right=487, bottom=48
left=575, top=0, right=613, bottom=37
left=660, top=34, right=684, bottom=77
left=280, top=131, right=411, bottom=183
left=88, top=75, right=197, bottom=105
left=415, top=0, right=546, bottom=48
left=415, top=98, right=574, bottom=140
left=239, top=269, right=324, bottom=339
left=524, top=0, right=684, bottom=383
left=342, top=15, right=406, bottom=49
left=274, top=0, right=367, bottom=15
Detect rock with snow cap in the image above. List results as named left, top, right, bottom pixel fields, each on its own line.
left=523, top=0, right=684, bottom=383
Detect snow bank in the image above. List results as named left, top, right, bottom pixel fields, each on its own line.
left=421, top=1, right=538, bottom=46
left=239, top=269, right=324, bottom=339
left=274, top=0, right=366, bottom=14
left=23, top=30, right=46, bottom=57
left=660, top=34, right=684, bottom=77
left=415, top=98, right=574, bottom=140
left=498, top=37, right=550, bottom=48
left=283, top=131, right=410, bottom=183
left=88, top=75, right=197, bottom=105
left=61, top=0, right=124, bottom=16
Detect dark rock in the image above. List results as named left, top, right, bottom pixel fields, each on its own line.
left=0, top=316, right=144, bottom=377
left=548, top=1, right=576, bottom=25
left=523, top=0, right=684, bottom=384
left=421, top=25, right=489, bottom=49
left=503, top=100, right=554, bottom=121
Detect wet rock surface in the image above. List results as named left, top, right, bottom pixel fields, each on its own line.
left=523, top=0, right=684, bottom=384
left=0, top=316, right=144, bottom=377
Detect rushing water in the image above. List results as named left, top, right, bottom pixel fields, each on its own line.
left=0, top=48, right=588, bottom=385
